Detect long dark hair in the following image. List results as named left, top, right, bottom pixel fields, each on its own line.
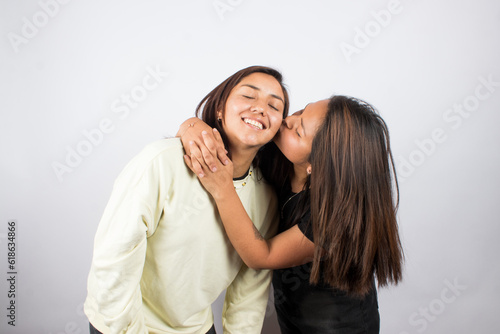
left=195, top=66, right=289, bottom=166
left=305, top=95, right=403, bottom=296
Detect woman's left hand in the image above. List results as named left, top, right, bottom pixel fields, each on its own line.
left=184, top=129, right=234, bottom=199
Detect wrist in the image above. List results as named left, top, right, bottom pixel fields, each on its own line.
left=212, top=183, right=237, bottom=202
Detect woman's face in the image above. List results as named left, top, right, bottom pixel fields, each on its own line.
left=273, top=99, right=329, bottom=167
left=221, top=72, right=285, bottom=152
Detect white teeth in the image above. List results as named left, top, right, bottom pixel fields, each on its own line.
left=243, top=118, right=263, bottom=130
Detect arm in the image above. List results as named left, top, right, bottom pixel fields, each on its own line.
left=207, top=179, right=314, bottom=270
left=176, top=116, right=200, bottom=138
left=221, top=175, right=278, bottom=334
left=89, top=150, right=164, bottom=333
left=184, top=131, right=315, bottom=270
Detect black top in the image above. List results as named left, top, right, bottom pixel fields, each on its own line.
left=272, top=186, right=380, bottom=334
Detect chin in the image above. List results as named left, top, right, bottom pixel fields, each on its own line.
left=241, top=134, right=273, bottom=147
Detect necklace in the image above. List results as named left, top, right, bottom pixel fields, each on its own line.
left=281, top=191, right=301, bottom=219
left=234, top=169, right=253, bottom=189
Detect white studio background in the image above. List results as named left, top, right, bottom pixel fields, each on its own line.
left=1, top=0, right=499, bottom=333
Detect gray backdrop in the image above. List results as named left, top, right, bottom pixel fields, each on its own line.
left=1, top=0, right=499, bottom=333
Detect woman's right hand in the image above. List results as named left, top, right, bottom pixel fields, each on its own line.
left=177, top=117, right=229, bottom=172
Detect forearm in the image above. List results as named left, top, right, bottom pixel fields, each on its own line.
left=210, top=181, right=315, bottom=269
left=213, top=188, right=272, bottom=269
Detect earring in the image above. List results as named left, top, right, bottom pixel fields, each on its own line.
left=306, top=167, right=312, bottom=175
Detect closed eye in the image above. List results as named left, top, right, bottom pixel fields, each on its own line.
left=243, top=95, right=254, bottom=99
left=296, top=130, right=301, bottom=138
left=269, top=104, right=279, bottom=111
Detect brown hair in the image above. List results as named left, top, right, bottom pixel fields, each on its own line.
left=307, top=95, right=403, bottom=296
left=195, top=65, right=289, bottom=161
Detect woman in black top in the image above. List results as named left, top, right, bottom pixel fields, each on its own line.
left=273, top=185, right=379, bottom=333
left=181, top=95, right=403, bottom=333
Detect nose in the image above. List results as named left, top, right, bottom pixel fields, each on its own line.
left=283, top=114, right=297, bottom=129
left=250, top=100, right=266, bottom=115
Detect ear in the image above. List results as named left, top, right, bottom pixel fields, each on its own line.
left=306, top=165, right=312, bottom=175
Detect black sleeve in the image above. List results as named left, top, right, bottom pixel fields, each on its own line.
left=297, top=211, right=313, bottom=242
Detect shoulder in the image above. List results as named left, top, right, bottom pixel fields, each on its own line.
left=115, top=138, right=186, bottom=186
left=140, top=138, right=183, bottom=159
left=129, top=138, right=185, bottom=168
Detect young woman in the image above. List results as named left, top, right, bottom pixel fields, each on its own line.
left=84, top=66, right=289, bottom=334
left=181, top=95, right=404, bottom=333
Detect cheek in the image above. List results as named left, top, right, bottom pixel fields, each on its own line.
left=269, top=114, right=283, bottom=132
left=283, top=137, right=309, bottom=163
left=229, top=98, right=251, bottom=113
left=224, top=100, right=243, bottom=120
left=278, top=132, right=297, bottom=154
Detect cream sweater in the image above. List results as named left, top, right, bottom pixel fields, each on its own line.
left=84, top=138, right=277, bottom=334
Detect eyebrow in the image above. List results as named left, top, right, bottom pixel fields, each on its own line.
left=241, top=84, right=285, bottom=104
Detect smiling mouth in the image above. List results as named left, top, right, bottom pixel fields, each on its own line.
left=242, top=118, right=265, bottom=130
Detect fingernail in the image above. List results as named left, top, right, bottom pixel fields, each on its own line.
left=189, top=141, right=194, bottom=145
left=212, top=167, right=217, bottom=172
left=213, top=128, right=218, bottom=132
left=224, top=160, right=229, bottom=165
left=198, top=173, right=204, bottom=178
left=202, top=130, right=207, bottom=135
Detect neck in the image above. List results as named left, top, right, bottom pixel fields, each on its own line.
left=230, top=147, right=259, bottom=179
left=290, top=164, right=308, bottom=193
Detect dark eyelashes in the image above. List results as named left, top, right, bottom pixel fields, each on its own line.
left=243, top=95, right=280, bottom=111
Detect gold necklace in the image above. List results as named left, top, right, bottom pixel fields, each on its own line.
left=234, top=169, right=253, bottom=189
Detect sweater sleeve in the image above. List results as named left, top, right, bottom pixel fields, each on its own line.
left=90, top=148, right=165, bottom=334
left=222, top=264, right=273, bottom=334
